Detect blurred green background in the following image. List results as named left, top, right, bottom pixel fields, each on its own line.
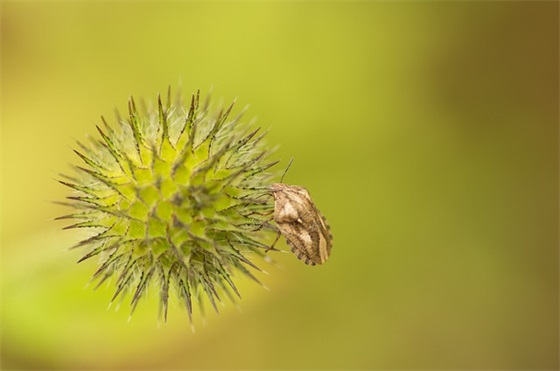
left=1, top=2, right=558, bottom=369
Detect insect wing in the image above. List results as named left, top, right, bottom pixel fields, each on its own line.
left=316, top=211, right=332, bottom=263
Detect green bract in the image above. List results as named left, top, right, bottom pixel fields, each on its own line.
left=59, top=90, right=279, bottom=322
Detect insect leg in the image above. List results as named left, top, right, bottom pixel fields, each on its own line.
left=265, top=230, right=282, bottom=253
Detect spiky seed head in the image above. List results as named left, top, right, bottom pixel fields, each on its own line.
left=59, top=89, right=280, bottom=322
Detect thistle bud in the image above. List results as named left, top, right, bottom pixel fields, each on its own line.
left=58, top=89, right=279, bottom=323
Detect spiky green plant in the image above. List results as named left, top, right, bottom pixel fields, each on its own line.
left=58, top=89, right=280, bottom=322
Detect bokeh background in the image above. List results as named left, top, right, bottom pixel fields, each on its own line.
left=1, top=2, right=558, bottom=369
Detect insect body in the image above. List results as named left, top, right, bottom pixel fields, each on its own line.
left=269, top=183, right=332, bottom=265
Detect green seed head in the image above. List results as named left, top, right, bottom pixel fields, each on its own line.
left=59, top=89, right=279, bottom=322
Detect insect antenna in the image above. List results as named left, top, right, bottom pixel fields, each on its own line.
left=279, top=157, right=294, bottom=183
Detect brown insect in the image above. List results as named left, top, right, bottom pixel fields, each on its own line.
left=267, top=160, right=333, bottom=265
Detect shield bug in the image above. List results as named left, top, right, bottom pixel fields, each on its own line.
left=268, top=160, right=333, bottom=265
